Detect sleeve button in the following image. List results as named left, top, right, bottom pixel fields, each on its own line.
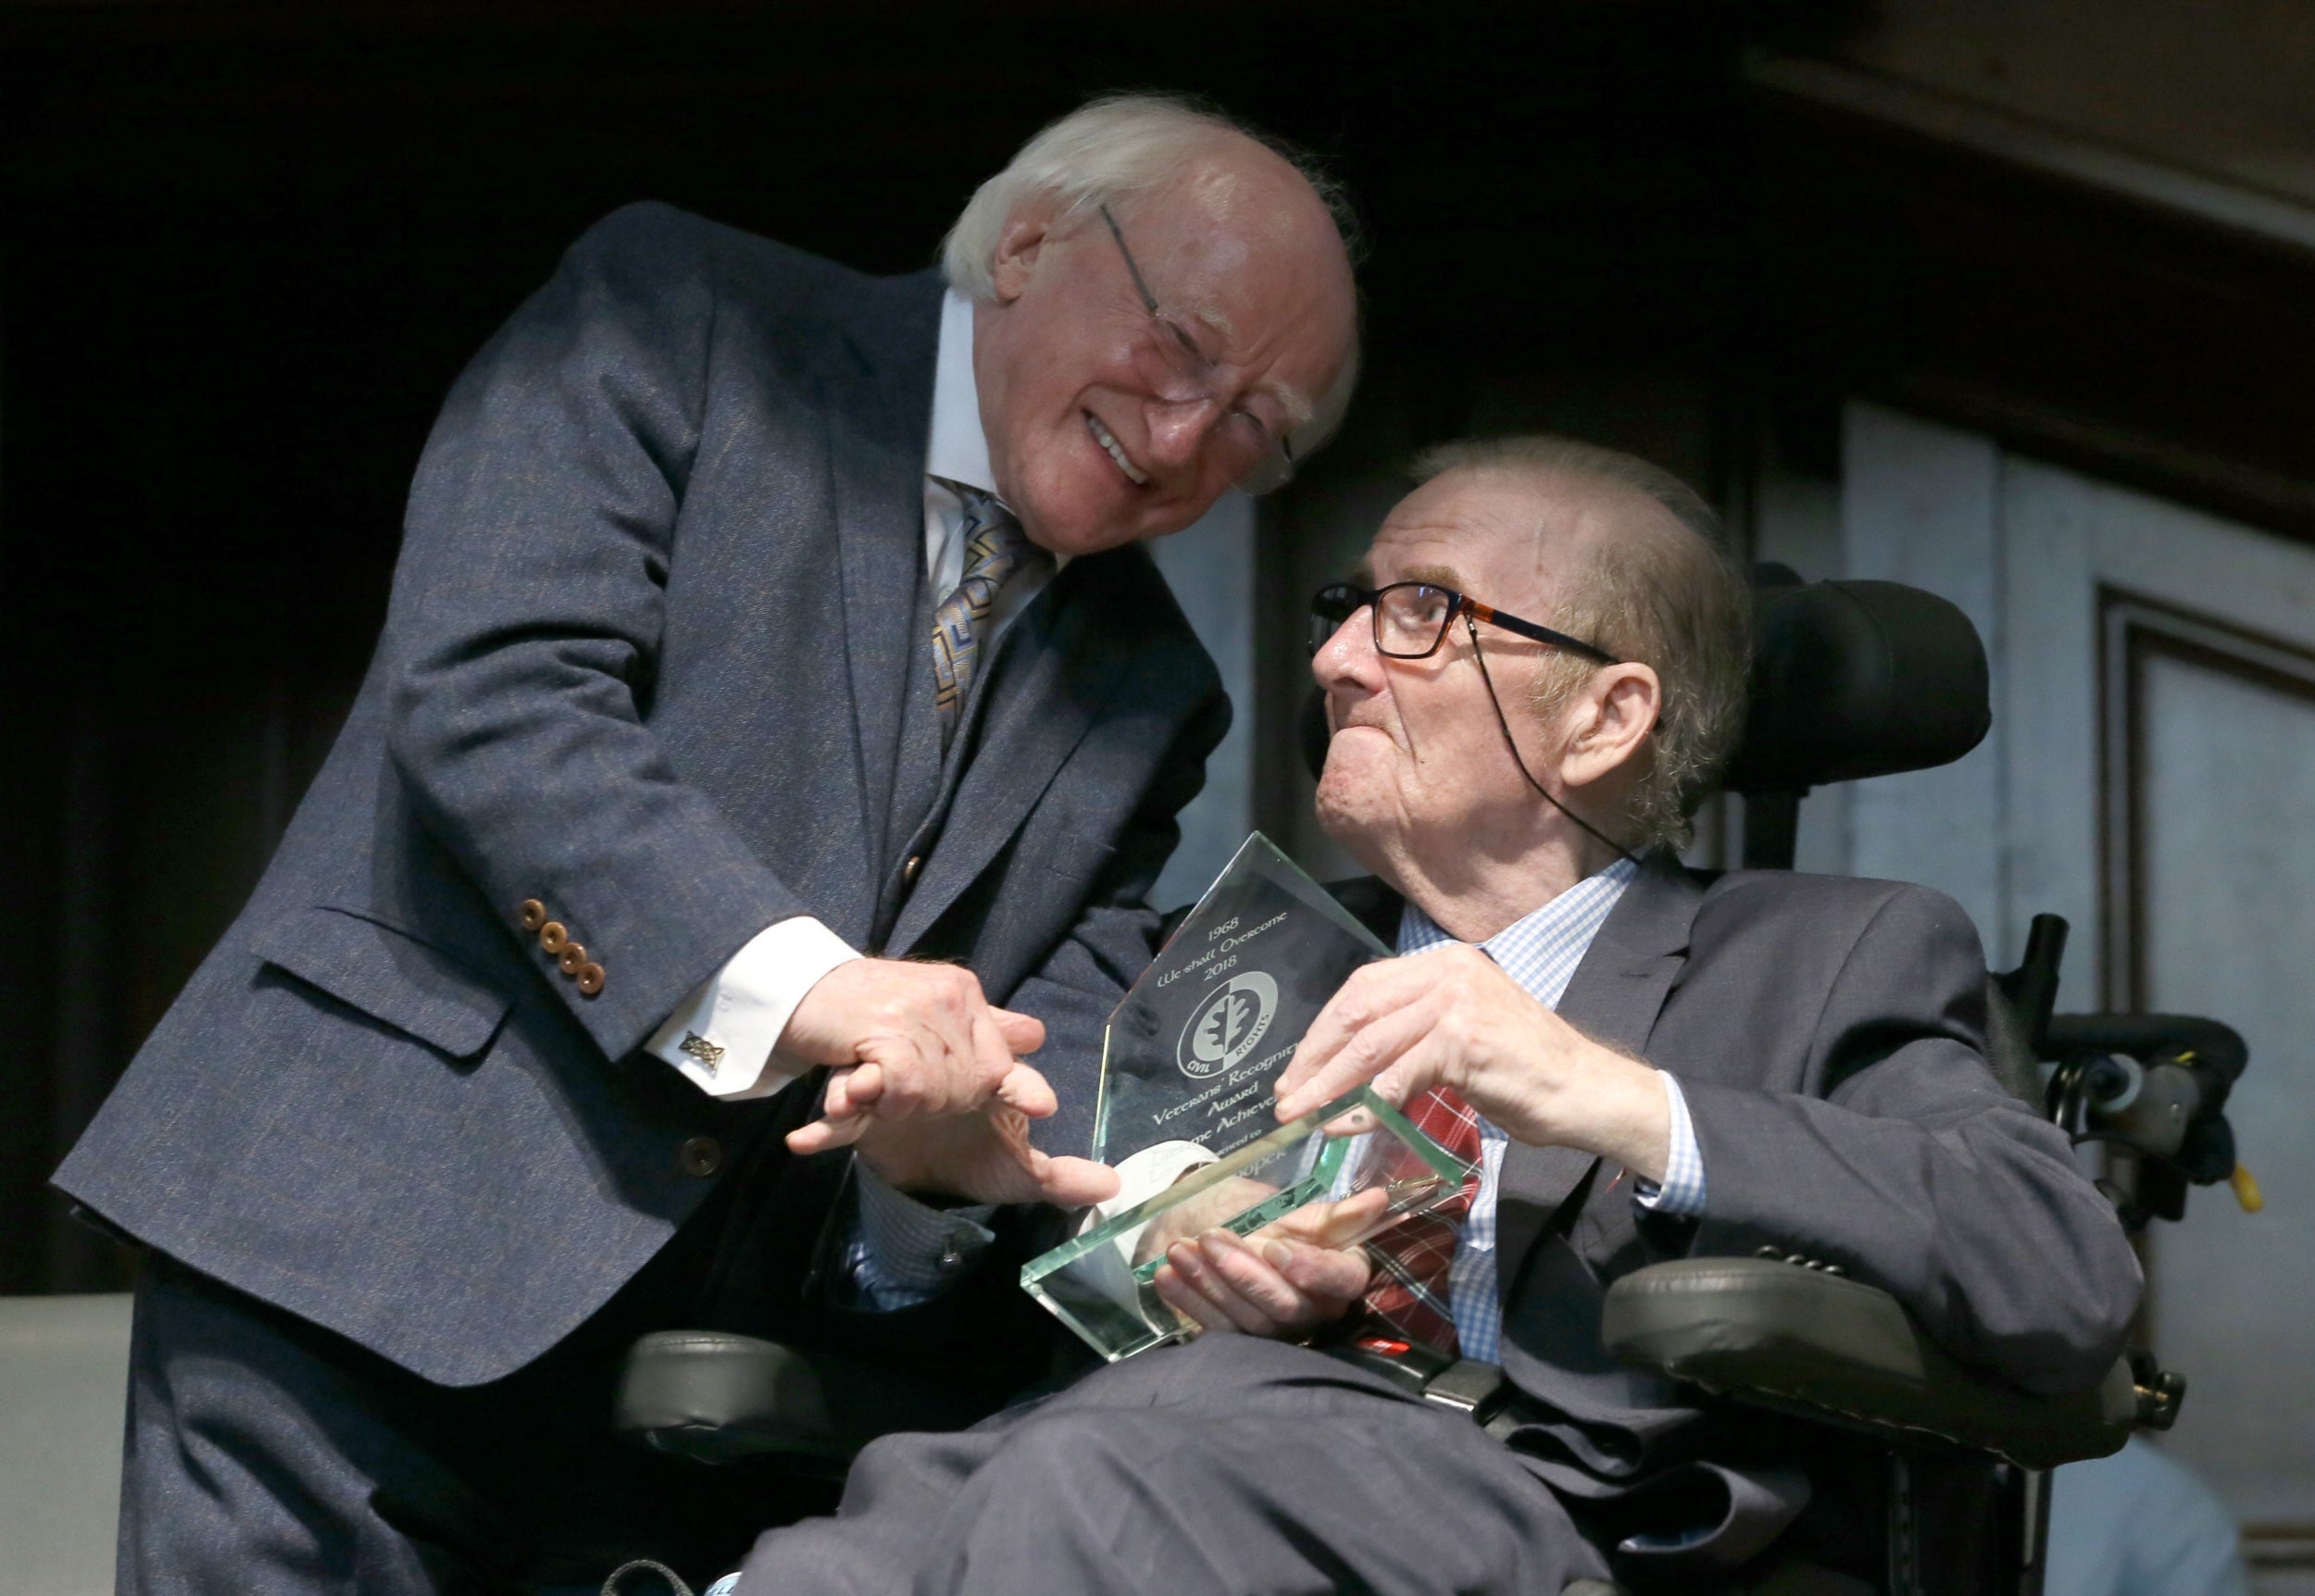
left=539, top=921, right=569, bottom=954
left=557, top=943, right=588, bottom=976
left=518, top=899, right=547, bottom=931
left=575, top=962, right=606, bottom=997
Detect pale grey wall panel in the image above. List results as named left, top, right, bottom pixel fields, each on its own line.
left=1148, top=493, right=1256, bottom=911
left=1840, top=403, right=2009, bottom=957
left=2139, top=653, right=2315, bottom=1528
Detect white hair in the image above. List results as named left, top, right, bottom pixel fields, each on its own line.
left=941, top=94, right=1361, bottom=461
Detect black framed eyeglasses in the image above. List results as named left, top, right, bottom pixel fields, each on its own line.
left=1308, top=580, right=1620, bottom=665
left=1097, top=204, right=1296, bottom=495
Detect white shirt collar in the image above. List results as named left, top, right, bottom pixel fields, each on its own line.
left=1395, top=854, right=1640, bottom=1012
left=926, top=289, right=996, bottom=498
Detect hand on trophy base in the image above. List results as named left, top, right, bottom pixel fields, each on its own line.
left=1149, top=1187, right=1385, bottom=1340
left=1022, top=1086, right=1470, bottom=1361
left=1128, top=1176, right=1283, bottom=1269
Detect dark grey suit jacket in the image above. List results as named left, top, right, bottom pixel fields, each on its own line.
left=1345, top=859, right=2141, bottom=1559
left=56, top=203, right=1229, bottom=1388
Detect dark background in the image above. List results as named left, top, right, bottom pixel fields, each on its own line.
left=7, top=0, right=2313, bottom=1294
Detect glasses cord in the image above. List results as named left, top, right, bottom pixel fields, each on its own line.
left=1463, top=615, right=1642, bottom=868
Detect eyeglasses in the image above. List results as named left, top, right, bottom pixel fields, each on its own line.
left=1098, top=205, right=1296, bottom=496
left=1308, top=580, right=1620, bottom=665
left=1309, top=578, right=1644, bottom=864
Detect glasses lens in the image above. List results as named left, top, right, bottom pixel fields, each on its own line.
left=1237, top=443, right=1294, bottom=496
left=1375, top=585, right=1457, bottom=656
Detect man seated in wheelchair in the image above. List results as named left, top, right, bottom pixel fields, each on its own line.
left=725, top=435, right=2144, bottom=1594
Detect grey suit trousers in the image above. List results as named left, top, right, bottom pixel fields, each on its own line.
left=736, top=1334, right=1613, bottom=1596
left=118, top=1240, right=843, bottom=1596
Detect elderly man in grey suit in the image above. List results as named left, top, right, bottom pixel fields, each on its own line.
left=54, top=95, right=1358, bottom=1591
left=727, top=437, right=2143, bottom=1596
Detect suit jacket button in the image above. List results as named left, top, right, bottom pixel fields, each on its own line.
left=680, top=1136, right=722, bottom=1178
left=539, top=921, right=569, bottom=954
left=575, top=962, right=606, bottom=997
left=903, top=854, right=924, bottom=887
left=518, top=899, right=547, bottom=931
left=557, top=943, right=588, bottom=976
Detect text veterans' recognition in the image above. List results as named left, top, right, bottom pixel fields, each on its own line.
left=1092, top=832, right=1391, bottom=1165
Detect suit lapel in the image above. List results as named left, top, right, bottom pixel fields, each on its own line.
left=823, top=274, right=943, bottom=866
left=884, top=556, right=1141, bottom=954
left=1495, top=857, right=1703, bottom=1295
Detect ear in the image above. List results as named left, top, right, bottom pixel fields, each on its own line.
left=1558, top=663, right=1660, bottom=792
left=988, top=205, right=1057, bottom=305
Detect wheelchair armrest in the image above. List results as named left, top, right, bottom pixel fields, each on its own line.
left=613, top=1330, right=984, bottom=1466
left=1601, top=1258, right=2135, bottom=1470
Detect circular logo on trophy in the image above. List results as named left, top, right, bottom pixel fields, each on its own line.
left=1178, top=971, right=1279, bottom=1079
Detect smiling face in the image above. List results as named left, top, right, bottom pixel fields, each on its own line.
left=969, top=140, right=1358, bottom=558
left=1309, top=468, right=1665, bottom=926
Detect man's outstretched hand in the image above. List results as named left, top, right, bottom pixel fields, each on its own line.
left=853, top=1099, right=1120, bottom=1209
left=779, top=957, right=1049, bottom=1156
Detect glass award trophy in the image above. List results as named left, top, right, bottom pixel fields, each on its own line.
left=1020, top=833, right=1476, bottom=1362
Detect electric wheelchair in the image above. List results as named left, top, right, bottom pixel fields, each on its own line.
left=610, top=572, right=2254, bottom=1596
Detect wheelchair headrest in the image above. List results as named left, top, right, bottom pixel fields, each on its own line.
left=1297, top=573, right=1990, bottom=795
left=1722, top=576, right=1990, bottom=793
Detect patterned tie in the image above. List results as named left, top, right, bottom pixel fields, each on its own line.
left=1358, top=1087, right=1486, bottom=1354
left=930, top=481, right=1045, bottom=747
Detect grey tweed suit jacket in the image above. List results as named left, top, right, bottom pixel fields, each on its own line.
left=56, top=202, right=1229, bottom=1388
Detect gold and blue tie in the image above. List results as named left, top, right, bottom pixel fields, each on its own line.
left=930, top=481, right=1046, bottom=747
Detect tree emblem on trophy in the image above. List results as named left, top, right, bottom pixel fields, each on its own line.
left=1180, top=972, right=1277, bottom=1078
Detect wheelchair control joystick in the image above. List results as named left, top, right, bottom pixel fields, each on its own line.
left=2043, top=1011, right=2252, bottom=1234
left=2129, top=1351, right=2187, bottom=1432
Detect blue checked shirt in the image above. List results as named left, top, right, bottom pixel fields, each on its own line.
left=1395, top=855, right=1706, bottom=1363
left=845, top=859, right=1708, bottom=1325
left=845, top=1160, right=1001, bottom=1311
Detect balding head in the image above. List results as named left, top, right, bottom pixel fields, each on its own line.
left=1408, top=437, right=1752, bottom=850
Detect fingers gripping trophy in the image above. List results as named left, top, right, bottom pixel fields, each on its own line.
left=1024, top=835, right=1472, bottom=1360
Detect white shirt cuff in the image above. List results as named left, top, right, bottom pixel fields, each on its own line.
left=644, top=916, right=861, bottom=1099
left=1633, top=1071, right=1708, bottom=1216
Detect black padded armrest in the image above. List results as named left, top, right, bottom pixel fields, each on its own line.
left=614, top=1331, right=983, bottom=1466
left=1601, top=1259, right=2134, bottom=1470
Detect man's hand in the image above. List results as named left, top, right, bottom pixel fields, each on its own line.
left=781, top=958, right=1047, bottom=1155
left=1150, top=1187, right=1386, bottom=1340
left=1274, top=945, right=1671, bottom=1179
left=853, top=1094, right=1120, bottom=1209
left=1129, top=1175, right=1280, bottom=1270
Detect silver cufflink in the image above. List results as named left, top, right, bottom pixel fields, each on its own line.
left=680, top=1032, right=726, bottom=1073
